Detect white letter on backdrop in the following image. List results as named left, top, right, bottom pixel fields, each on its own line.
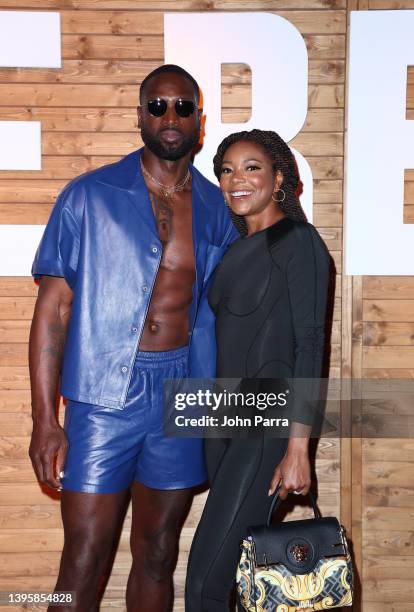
left=0, top=11, right=61, bottom=275
left=0, top=11, right=61, bottom=170
left=164, top=13, right=313, bottom=220
left=345, top=10, right=414, bottom=275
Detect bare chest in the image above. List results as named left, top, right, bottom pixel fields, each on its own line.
left=149, top=189, right=194, bottom=273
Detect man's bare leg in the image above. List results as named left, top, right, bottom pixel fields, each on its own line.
left=50, top=489, right=129, bottom=612
left=126, top=482, right=193, bottom=612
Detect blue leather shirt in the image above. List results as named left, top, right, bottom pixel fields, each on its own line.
left=32, top=148, right=238, bottom=409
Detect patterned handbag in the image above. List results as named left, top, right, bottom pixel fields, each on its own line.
left=236, top=487, right=353, bottom=611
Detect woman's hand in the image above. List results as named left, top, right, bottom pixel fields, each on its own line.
left=268, top=439, right=311, bottom=500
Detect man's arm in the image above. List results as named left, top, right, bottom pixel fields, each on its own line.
left=29, top=276, right=73, bottom=490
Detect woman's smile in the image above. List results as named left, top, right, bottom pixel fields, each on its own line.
left=229, top=190, right=254, bottom=199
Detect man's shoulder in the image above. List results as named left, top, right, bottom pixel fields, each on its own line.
left=53, top=151, right=139, bottom=224
left=65, top=150, right=140, bottom=194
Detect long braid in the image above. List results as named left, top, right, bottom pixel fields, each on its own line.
left=213, top=129, right=307, bottom=236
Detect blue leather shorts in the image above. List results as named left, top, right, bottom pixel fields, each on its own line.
left=61, top=346, right=207, bottom=493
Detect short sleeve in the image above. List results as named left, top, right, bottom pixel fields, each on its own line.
left=286, top=224, right=330, bottom=425
left=31, top=186, right=81, bottom=289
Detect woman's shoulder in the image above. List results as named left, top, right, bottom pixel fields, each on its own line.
left=266, top=217, right=306, bottom=250
left=291, top=220, right=328, bottom=249
left=268, top=218, right=329, bottom=264
left=268, top=218, right=324, bottom=243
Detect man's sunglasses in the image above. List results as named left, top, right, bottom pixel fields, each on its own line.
left=146, top=98, right=196, bottom=118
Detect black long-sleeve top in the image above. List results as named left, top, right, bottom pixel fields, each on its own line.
left=208, top=217, right=331, bottom=425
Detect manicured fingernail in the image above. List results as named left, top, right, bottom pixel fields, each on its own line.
left=57, top=487, right=62, bottom=492
left=268, top=489, right=272, bottom=496
left=59, top=471, right=64, bottom=478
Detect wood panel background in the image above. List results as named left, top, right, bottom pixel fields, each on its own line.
left=0, top=0, right=412, bottom=610
left=345, top=1, right=414, bottom=610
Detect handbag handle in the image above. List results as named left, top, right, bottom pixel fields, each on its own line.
left=266, top=483, right=321, bottom=527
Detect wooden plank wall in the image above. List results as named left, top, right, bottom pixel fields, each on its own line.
left=360, top=274, right=414, bottom=597
left=0, top=0, right=378, bottom=609
left=346, top=1, right=414, bottom=610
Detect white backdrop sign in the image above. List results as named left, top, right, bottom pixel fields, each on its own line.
left=345, top=10, right=414, bottom=275
left=0, top=11, right=61, bottom=275
left=0, top=11, right=61, bottom=170
left=0, top=11, right=60, bottom=69
left=1, top=10, right=413, bottom=275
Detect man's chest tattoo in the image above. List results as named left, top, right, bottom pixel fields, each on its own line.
left=150, top=192, right=173, bottom=245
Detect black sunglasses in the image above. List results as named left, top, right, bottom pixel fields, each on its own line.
left=147, top=98, right=196, bottom=118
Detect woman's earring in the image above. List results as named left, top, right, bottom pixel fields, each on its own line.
left=272, top=188, right=286, bottom=203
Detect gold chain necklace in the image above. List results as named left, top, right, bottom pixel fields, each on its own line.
left=140, top=158, right=191, bottom=198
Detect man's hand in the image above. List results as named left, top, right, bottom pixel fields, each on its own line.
left=29, top=421, right=68, bottom=490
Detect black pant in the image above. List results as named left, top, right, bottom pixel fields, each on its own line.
left=185, top=436, right=288, bottom=611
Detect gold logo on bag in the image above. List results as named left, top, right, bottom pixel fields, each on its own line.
left=290, top=543, right=310, bottom=563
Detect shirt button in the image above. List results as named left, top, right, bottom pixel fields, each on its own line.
left=152, top=246, right=158, bottom=253
left=132, top=327, right=138, bottom=333
left=121, top=366, right=128, bottom=373
left=142, top=285, right=148, bottom=292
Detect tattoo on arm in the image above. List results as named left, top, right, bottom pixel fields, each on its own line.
left=45, top=299, right=72, bottom=390
left=30, top=296, right=72, bottom=419
left=40, top=319, right=67, bottom=384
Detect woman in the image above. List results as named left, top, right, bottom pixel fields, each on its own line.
left=185, top=129, right=331, bottom=611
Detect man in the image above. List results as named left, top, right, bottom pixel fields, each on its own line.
left=29, top=64, right=237, bottom=611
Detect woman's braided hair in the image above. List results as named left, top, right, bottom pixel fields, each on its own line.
left=213, top=129, right=307, bottom=235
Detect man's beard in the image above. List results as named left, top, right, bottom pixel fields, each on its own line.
left=141, top=125, right=200, bottom=161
